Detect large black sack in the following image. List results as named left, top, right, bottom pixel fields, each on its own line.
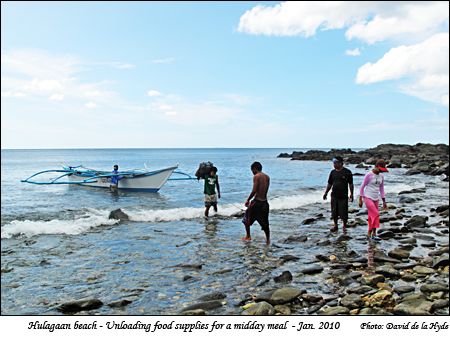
left=195, top=161, right=214, bottom=180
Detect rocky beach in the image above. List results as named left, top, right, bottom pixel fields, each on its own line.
left=1, top=146, right=448, bottom=316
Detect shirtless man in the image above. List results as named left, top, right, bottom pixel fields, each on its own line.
left=242, top=161, right=271, bottom=245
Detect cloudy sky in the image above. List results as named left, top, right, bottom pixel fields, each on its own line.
left=1, top=1, right=449, bottom=149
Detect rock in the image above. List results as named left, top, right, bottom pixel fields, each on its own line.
left=375, top=266, right=400, bottom=278
left=420, top=283, right=449, bottom=293
left=432, top=299, right=449, bottom=311
left=301, top=218, right=317, bottom=225
left=196, top=292, right=227, bottom=302
left=57, top=298, right=103, bottom=313
left=349, top=271, right=364, bottom=279
left=393, top=299, right=433, bottom=315
left=421, top=242, right=436, bottom=248
left=181, top=309, right=206, bottom=315
left=108, top=208, right=129, bottom=221
left=318, top=306, right=349, bottom=315
left=307, top=304, right=324, bottom=314
left=374, top=252, right=401, bottom=264
left=180, top=300, right=224, bottom=312
left=283, top=235, right=308, bottom=243
left=279, top=255, right=300, bottom=263
left=242, top=301, right=275, bottom=315
left=399, top=237, right=417, bottom=244
left=405, top=215, right=428, bottom=228
left=364, top=290, right=393, bottom=307
left=398, top=195, right=416, bottom=204
left=301, top=265, right=323, bottom=274
left=175, top=263, right=203, bottom=269
left=388, top=248, right=410, bottom=260
left=183, top=275, right=194, bottom=281
left=394, top=285, right=415, bottom=294
left=393, top=262, right=418, bottom=270
left=347, top=285, right=374, bottom=294
left=274, top=305, right=291, bottom=315
left=269, top=287, right=303, bottom=305
left=302, top=293, right=323, bottom=303
left=274, top=271, right=293, bottom=283
left=107, top=299, right=132, bottom=308
left=432, top=255, right=449, bottom=268
left=362, top=274, right=385, bottom=286
left=340, top=294, right=364, bottom=309
left=401, top=274, right=417, bottom=282
left=405, top=169, right=422, bottom=176
left=413, top=266, right=435, bottom=275
left=435, top=205, right=449, bottom=213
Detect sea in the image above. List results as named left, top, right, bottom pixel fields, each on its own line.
left=1, top=148, right=448, bottom=315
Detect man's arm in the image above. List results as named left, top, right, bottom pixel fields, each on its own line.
left=323, top=184, right=332, bottom=200
left=216, top=176, right=221, bottom=198
left=349, top=183, right=354, bottom=202
left=245, top=175, right=258, bottom=206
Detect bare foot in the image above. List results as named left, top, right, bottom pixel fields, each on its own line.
left=330, top=225, right=338, bottom=232
left=241, top=236, right=252, bottom=241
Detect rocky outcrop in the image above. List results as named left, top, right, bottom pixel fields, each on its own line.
left=278, top=143, right=449, bottom=176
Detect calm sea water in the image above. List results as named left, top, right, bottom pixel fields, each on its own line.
left=1, top=148, right=448, bottom=315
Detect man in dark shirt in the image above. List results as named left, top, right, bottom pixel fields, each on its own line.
left=323, top=156, right=354, bottom=232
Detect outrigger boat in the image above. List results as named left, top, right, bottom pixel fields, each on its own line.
left=21, top=165, right=195, bottom=192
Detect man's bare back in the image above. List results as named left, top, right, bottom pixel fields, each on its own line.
left=253, top=172, right=270, bottom=201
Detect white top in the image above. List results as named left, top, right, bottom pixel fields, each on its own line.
left=360, top=171, right=385, bottom=201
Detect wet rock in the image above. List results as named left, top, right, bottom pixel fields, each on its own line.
left=340, top=294, right=364, bottom=309
left=183, top=275, right=194, bottom=281
left=269, top=287, right=304, bottom=305
left=317, top=239, right=331, bottom=246
left=435, top=205, right=449, bottom=214
left=347, top=285, right=375, bottom=294
left=336, top=235, right=352, bottom=242
left=108, top=209, right=129, bottom=221
left=242, top=301, right=274, bottom=315
left=393, top=298, right=433, bottom=315
left=315, top=254, right=330, bottom=262
left=421, top=242, right=436, bottom=248
left=420, top=283, right=449, bottom=293
left=302, top=293, right=323, bottom=303
left=180, top=300, right=224, bottom=312
left=279, top=255, right=300, bottom=263
left=362, top=274, right=385, bottom=286
left=181, top=309, right=206, bottom=315
left=405, top=215, right=428, bottom=228
left=364, top=290, right=393, bottom=307
left=432, top=255, right=449, bottom=268
left=399, top=237, right=417, bottom=244
left=301, top=218, right=317, bottom=225
left=398, top=195, right=416, bottom=204
left=1, top=268, right=14, bottom=273
left=413, top=266, right=435, bottom=275
left=394, top=285, right=415, bottom=294
left=318, top=306, right=349, bottom=315
left=401, top=274, right=417, bottom=282
left=388, top=248, right=410, bottom=260
left=107, top=299, right=132, bottom=308
left=57, top=298, right=103, bottom=313
left=349, top=271, right=364, bottom=279
left=175, top=263, right=203, bottom=269
left=432, top=299, right=449, bottom=311
left=196, top=292, right=227, bottom=302
left=375, top=266, right=400, bottom=278
left=274, top=305, right=291, bottom=315
left=283, top=235, right=308, bottom=243
left=394, top=262, right=418, bottom=270
left=274, top=271, right=293, bottom=283
left=301, top=265, right=323, bottom=275
left=374, top=252, right=401, bottom=264
left=428, top=248, right=449, bottom=257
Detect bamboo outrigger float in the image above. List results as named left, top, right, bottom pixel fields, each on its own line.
left=21, top=165, right=195, bottom=192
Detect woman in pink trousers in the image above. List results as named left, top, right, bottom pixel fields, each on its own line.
left=359, top=159, right=388, bottom=241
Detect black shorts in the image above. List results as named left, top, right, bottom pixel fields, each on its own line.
left=242, top=200, right=270, bottom=231
left=331, top=197, right=348, bottom=222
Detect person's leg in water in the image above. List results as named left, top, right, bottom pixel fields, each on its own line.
left=330, top=197, right=338, bottom=232
left=213, top=203, right=218, bottom=214
left=263, top=227, right=270, bottom=245
left=242, top=223, right=252, bottom=241
left=204, top=205, right=211, bottom=217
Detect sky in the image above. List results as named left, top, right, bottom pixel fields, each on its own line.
left=1, top=1, right=449, bottom=149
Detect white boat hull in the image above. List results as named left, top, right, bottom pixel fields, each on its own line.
left=67, top=166, right=177, bottom=192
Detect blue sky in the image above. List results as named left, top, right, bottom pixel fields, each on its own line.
left=1, top=1, right=449, bottom=149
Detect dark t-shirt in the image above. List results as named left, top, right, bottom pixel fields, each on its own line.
left=327, top=167, right=353, bottom=199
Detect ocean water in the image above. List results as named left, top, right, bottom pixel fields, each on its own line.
left=1, top=148, right=448, bottom=315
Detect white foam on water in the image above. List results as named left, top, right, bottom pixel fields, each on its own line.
left=1, top=209, right=118, bottom=239
left=127, top=191, right=325, bottom=222
left=383, top=182, right=427, bottom=195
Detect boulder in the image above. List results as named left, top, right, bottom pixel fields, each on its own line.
left=57, top=298, right=103, bottom=313
left=242, top=301, right=275, bottom=315
left=108, top=209, right=129, bottom=221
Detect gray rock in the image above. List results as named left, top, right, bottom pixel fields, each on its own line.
left=420, top=283, right=449, bottom=293
left=340, top=294, right=363, bottom=309
left=393, top=262, right=418, bottom=270
left=318, top=306, right=349, bottom=315
left=302, top=293, right=323, bottom=303
left=431, top=299, right=449, bottom=311
left=283, top=235, right=308, bottom=243
left=435, top=205, right=449, bottom=213
left=393, top=299, right=433, bottom=315
left=301, top=218, right=317, bottom=225
left=242, top=301, right=275, bottom=315
left=375, top=266, right=400, bottom=278
left=394, top=285, right=415, bottom=294
left=180, top=300, right=224, bottom=312
left=181, top=309, right=206, bottom=315
left=274, top=271, right=293, bottom=283
left=398, top=237, right=417, bottom=244
left=274, top=305, right=292, bottom=315
left=374, top=252, right=402, bottom=264
left=388, top=248, right=410, bottom=260
left=432, top=255, right=449, bottom=268
left=398, top=195, right=416, bottom=204
left=57, top=298, right=103, bottom=313
left=378, top=230, right=395, bottom=239
left=362, top=274, right=385, bottom=286
left=108, top=208, right=129, bottom=221
left=405, top=215, right=428, bottom=228
left=269, top=287, right=303, bottom=305
left=301, top=265, right=324, bottom=274
left=196, top=292, right=227, bottom=302
left=107, top=299, right=132, bottom=308
left=413, top=266, right=435, bottom=275
left=279, top=255, right=300, bottom=263
left=347, top=285, right=374, bottom=294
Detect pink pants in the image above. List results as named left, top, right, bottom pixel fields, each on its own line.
left=364, top=197, right=379, bottom=231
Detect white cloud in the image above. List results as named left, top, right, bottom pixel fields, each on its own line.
left=85, top=102, right=97, bottom=109
left=151, top=57, right=175, bottom=64
left=345, top=48, right=361, bottom=56
left=49, top=93, right=64, bottom=101
left=1, top=91, right=26, bottom=98
left=238, top=2, right=448, bottom=43
left=147, top=90, right=162, bottom=97
left=356, top=33, right=449, bottom=106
